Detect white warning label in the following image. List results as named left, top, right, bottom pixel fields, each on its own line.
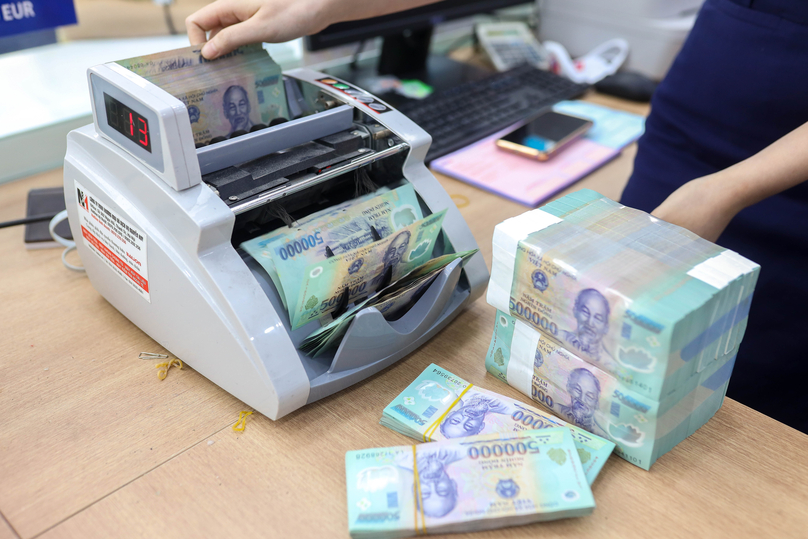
left=74, top=180, right=150, bottom=302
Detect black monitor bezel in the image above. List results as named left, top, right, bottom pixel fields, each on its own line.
left=305, top=0, right=529, bottom=51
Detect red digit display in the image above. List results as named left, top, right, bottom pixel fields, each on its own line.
left=103, top=93, right=152, bottom=153
left=138, top=117, right=148, bottom=148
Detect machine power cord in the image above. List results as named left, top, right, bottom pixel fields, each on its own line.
left=48, top=210, right=85, bottom=272
left=0, top=213, right=59, bottom=229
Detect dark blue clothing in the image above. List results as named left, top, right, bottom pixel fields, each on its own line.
left=621, top=0, right=808, bottom=433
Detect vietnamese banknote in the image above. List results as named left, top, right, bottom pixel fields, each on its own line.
left=486, top=309, right=739, bottom=470
left=117, top=43, right=262, bottom=78
left=300, top=249, right=478, bottom=356
left=240, top=188, right=390, bottom=308
left=287, top=211, right=446, bottom=329
left=117, top=44, right=288, bottom=144
left=380, top=364, right=615, bottom=485
left=242, top=185, right=423, bottom=306
left=346, top=429, right=595, bottom=538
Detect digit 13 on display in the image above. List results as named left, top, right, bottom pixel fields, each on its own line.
left=103, top=93, right=152, bottom=152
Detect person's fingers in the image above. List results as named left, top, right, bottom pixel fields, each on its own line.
left=186, top=18, right=208, bottom=45
left=202, top=18, right=267, bottom=59
left=185, top=0, right=250, bottom=45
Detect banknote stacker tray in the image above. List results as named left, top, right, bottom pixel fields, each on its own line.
left=63, top=62, right=488, bottom=419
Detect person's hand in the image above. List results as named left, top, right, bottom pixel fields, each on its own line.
left=186, top=0, right=437, bottom=60
left=186, top=0, right=334, bottom=60
left=650, top=174, right=742, bottom=243
left=651, top=121, right=808, bottom=242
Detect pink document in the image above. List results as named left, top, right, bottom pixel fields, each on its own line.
left=430, top=101, right=645, bottom=207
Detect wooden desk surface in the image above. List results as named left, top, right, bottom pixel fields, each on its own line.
left=1, top=94, right=807, bottom=539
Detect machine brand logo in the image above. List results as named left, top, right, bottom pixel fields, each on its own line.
left=76, top=188, right=89, bottom=211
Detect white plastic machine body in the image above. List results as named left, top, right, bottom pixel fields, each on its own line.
left=63, top=62, right=488, bottom=419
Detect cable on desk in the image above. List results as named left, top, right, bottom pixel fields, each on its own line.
left=0, top=212, right=59, bottom=229
left=49, top=210, right=84, bottom=273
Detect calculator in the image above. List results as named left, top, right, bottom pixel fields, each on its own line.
left=476, top=22, right=551, bottom=72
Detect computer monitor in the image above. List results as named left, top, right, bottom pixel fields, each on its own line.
left=306, top=0, right=530, bottom=78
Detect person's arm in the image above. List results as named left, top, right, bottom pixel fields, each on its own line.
left=650, top=120, right=808, bottom=242
left=186, top=0, right=440, bottom=60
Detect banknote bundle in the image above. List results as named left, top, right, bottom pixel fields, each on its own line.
left=484, top=189, right=760, bottom=469
left=284, top=209, right=447, bottom=329
left=241, top=185, right=455, bottom=330
left=241, top=185, right=422, bottom=310
left=300, top=250, right=478, bottom=356
left=487, top=310, right=737, bottom=470
left=380, top=364, right=615, bottom=485
left=118, top=44, right=288, bottom=145
left=346, top=429, right=595, bottom=538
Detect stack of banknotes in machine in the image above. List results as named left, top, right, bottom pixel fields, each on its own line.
left=118, top=44, right=288, bottom=145
left=484, top=189, right=760, bottom=470
left=346, top=428, right=595, bottom=538
left=240, top=185, right=477, bottom=354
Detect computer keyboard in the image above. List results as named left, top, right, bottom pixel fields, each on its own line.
left=397, top=64, right=590, bottom=163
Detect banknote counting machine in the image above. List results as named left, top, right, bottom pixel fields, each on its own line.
left=63, top=62, right=488, bottom=419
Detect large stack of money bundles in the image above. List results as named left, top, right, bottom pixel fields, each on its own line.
left=484, top=189, right=760, bottom=470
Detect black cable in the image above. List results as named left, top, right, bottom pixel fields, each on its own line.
left=0, top=213, right=59, bottom=230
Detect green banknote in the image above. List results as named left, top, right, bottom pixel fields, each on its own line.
left=346, top=429, right=595, bottom=538
left=241, top=185, right=423, bottom=307
left=300, top=250, right=478, bottom=356
left=384, top=250, right=475, bottom=285
left=302, top=270, right=440, bottom=356
left=240, top=189, right=389, bottom=308
left=117, top=43, right=263, bottom=78
left=486, top=310, right=738, bottom=470
left=287, top=211, right=447, bottom=329
left=380, top=364, right=614, bottom=485
left=162, top=67, right=287, bottom=143
left=367, top=274, right=437, bottom=320
left=367, top=249, right=479, bottom=318
left=117, top=44, right=288, bottom=144
left=160, top=71, right=262, bottom=144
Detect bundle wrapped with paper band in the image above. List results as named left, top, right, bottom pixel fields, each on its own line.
left=380, top=364, right=616, bottom=485
left=346, top=429, right=596, bottom=538
left=485, top=190, right=760, bottom=469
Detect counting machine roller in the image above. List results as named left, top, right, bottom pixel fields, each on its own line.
left=62, top=62, right=488, bottom=419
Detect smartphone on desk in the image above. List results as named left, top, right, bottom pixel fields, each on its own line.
left=496, top=110, right=593, bottom=161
